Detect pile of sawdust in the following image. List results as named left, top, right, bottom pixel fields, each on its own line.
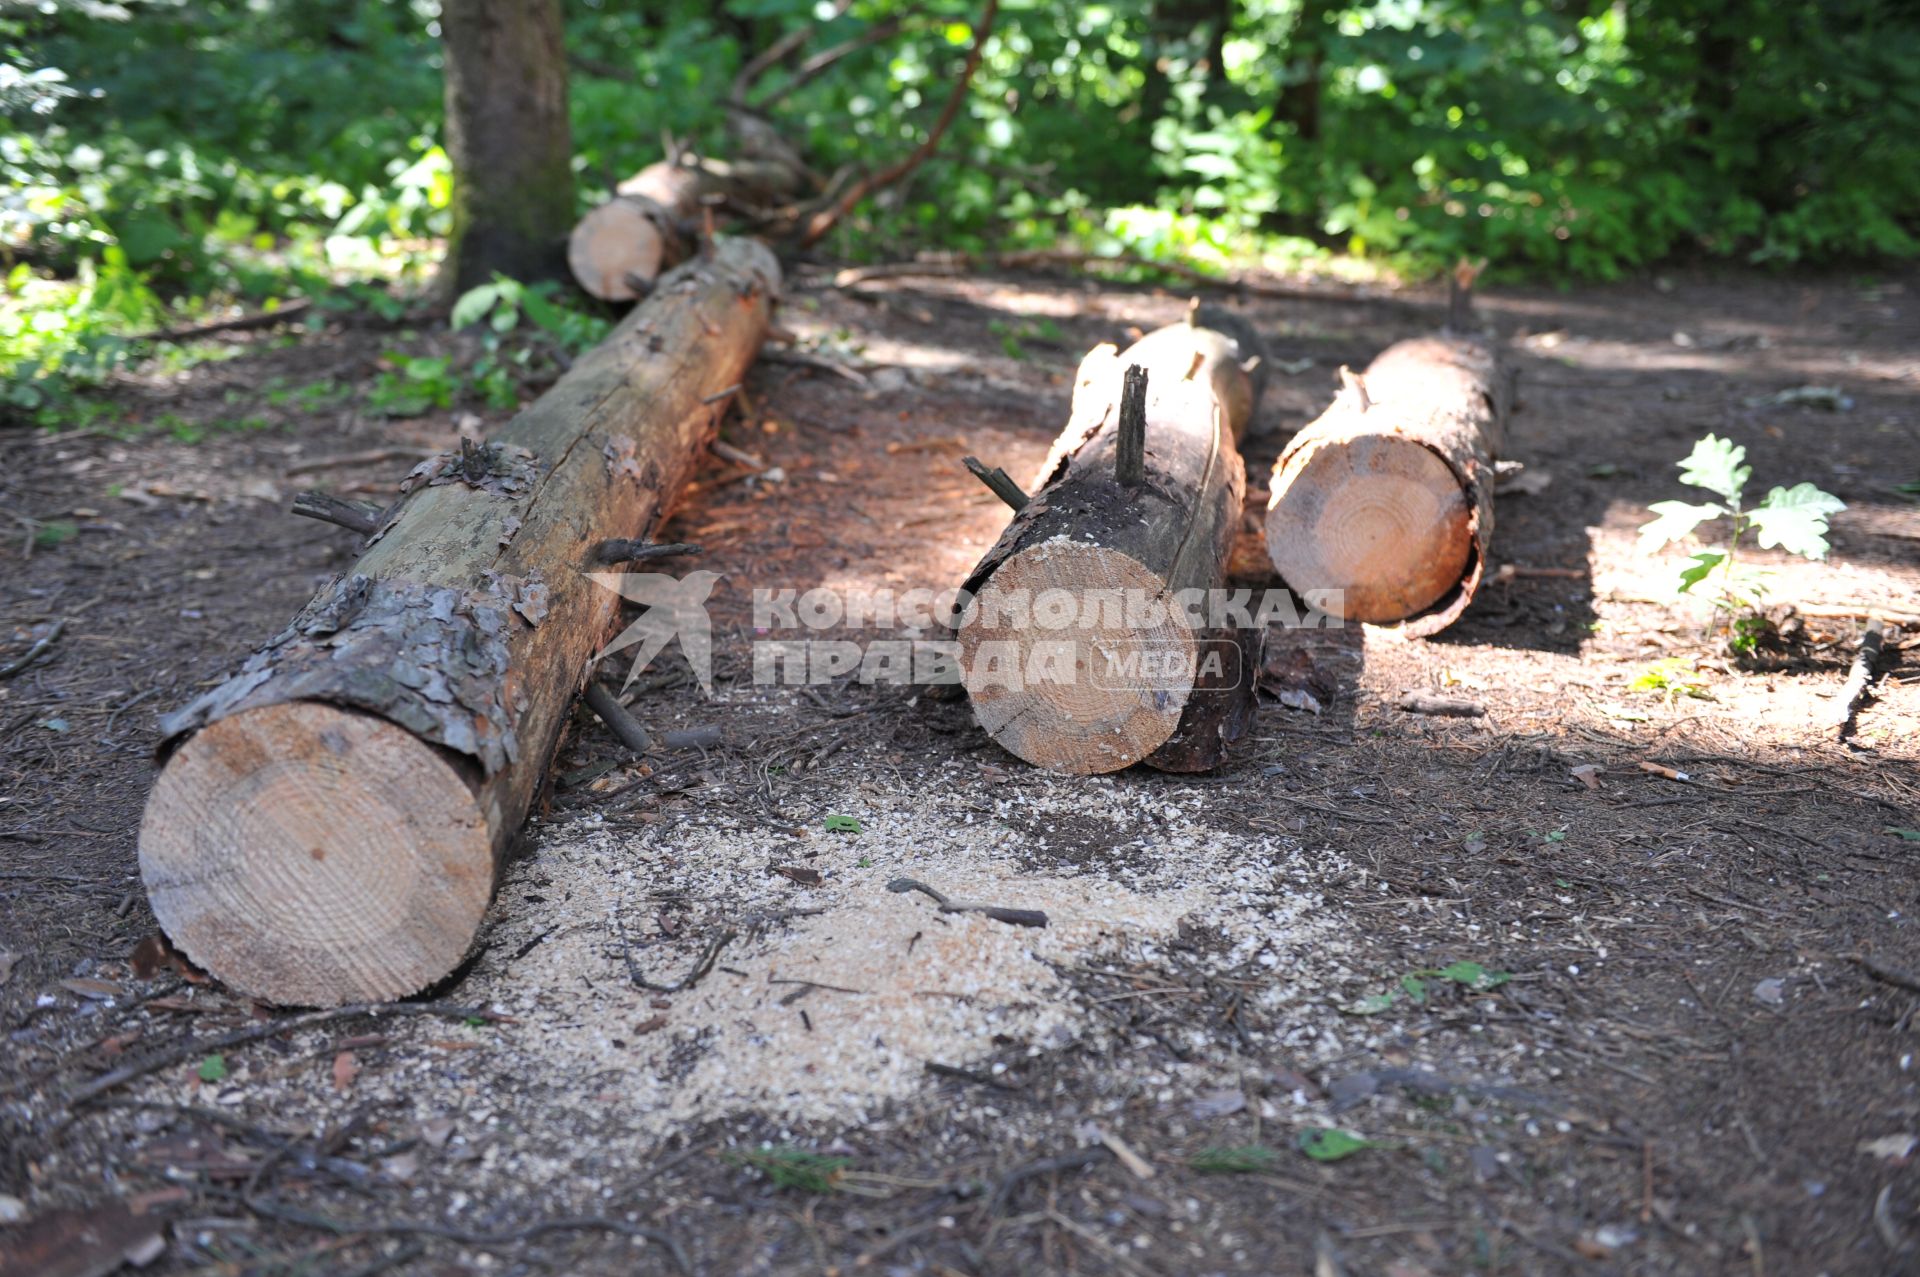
left=460, top=762, right=1349, bottom=1136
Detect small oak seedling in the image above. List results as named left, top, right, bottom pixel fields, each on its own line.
left=1638, top=434, right=1844, bottom=653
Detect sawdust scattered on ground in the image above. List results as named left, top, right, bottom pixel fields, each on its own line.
left=463, top=763, right=1352, bottom=1137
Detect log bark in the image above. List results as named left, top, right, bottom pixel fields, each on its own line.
left=956, top=310, right=1265, bottom=775
left=1264, top=322, right=1510, bottom=634
left=139, top=239, right=781, bottom=1007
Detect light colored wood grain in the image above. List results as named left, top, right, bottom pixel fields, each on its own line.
left=142, top=702, right=491, bottom=1006
left=1266, top=332, right=1508, bottom=634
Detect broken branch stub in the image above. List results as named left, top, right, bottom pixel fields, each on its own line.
left=140, top=238, right=780, bottom=1007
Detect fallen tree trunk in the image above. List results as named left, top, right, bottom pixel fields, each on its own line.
left=139, top=238, right=780, bottom=1007
left=956, top=309, right=1265, bottom=774
left=568, top=155, right=804, bottom=301
left=570, top=109, right=810, bottom=302
left=1264, top=275, right=1510, bottom=634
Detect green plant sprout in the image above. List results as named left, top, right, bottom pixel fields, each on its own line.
left=1637, top=435, right=1844, bottom=653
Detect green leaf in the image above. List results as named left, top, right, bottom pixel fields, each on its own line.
left=1298, top=1128, right=1373, bottom=1162
left=1399, top=974, right=1428, bottom=1005
left=823, top=814, right=862, bottom=833
left=1676, top=551, right=1725, bottom=593
left=1638, top=500, right=1725, bottom=552
left=1343, top=992, right=1397, bottom=1015
left=1746, top=483, right=1846, bottom=560
left=1436, top=960, right=1512, bottom=990
left=450, top=283, right=499, bottom=330
left=198, top=1054, right=227, bottom=1082
left=1885, top=827, right=1920, bottom=842
left=1676, top=434, right=1750, bottom=503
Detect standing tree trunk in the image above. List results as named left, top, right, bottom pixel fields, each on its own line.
left=1275, top=0, right=1327, bottom=142
left=439, top=0, right=575, bottom=296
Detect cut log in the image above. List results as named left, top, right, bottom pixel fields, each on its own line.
left=569, top=151, right=806, bottom=302
left=1264, top=274, right=1510, bottom=634
left=139, top=238, right=780, bottom=1007
left=956, top=309, right=1265, bottom=775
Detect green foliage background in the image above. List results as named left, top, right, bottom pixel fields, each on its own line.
left=3, top=0, right=1917, bottom=411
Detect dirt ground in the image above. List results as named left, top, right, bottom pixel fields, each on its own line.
left=2, top=261, right=1918, bottom=1277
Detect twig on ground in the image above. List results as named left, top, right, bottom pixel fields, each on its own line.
left=232, top=1188, right=693, bottom=1276
left=1397, top=691, right=1486, bottom=718
left=585, top=682, right=652, bottom=754
left=709, top=438, right=765, bottom=470
left=616, top=915, right=737, bottom=994
left=1491, top=563, right=1585, bottom=584
left=0, top=619, right=65, bottom=679
left=888, top=877, right=1049, bottom=928
left=989, top=1146, right=1110, bottom=1214
left=65, top=1001, right=511, bottom=1108
left=925, top=1060, right=1021, bottom=1091
left=758, top=346, right=871, bottom=385
left=133, top=301, right=313, bottom=343
left=1851, top=953, right=1920, bottom=995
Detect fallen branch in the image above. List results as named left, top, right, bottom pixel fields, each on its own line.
left=1830, top=616, right=1887, bottom=739
left=1397, top=691, right=1486, bottom=718
left=1851, top=953, right=1920, bottom=995
left=134, top=301, right=313, bottom=344
left=888, top=877, right=1048, bottom=928
left=798, top=0, right=999, bottom=247
left=585, top=682, right=652, bottom=754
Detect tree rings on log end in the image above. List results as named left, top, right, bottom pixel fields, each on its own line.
left=1266, top=434, right=1472, bottom=623
left=568, top=198, right=667, bottom=302
left=958, top=541, right=1195, bottom=775
left=140, top=701, right=492, bottom=1007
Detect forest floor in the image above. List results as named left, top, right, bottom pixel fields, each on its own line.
left=2, top=261, right=1918, bottom=1277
